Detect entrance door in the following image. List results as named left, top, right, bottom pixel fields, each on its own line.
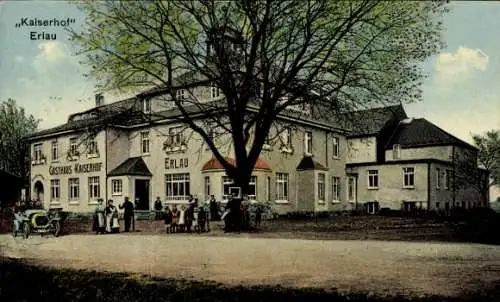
left=134, top=179, right=150, bottom=210
left=34, top=181, right=44, bottom=203
left=347, top=176, right=356, bottom=203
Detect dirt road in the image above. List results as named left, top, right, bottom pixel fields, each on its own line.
left=1, top=233, right=499, bottom=297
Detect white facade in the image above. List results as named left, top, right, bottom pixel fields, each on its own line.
left=29, top=104, right=355, bottom=214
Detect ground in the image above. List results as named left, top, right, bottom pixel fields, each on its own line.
left=1, top=232, right=500, bottom=299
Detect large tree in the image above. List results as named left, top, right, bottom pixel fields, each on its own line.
left=0, top=98, right=39, bottom=184
left=70, top=0, right=448, bottom=194
left=453, top=130, right=500, bottom=206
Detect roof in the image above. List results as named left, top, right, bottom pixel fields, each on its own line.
left=108, top=157, right=152, bottom=177
left=385, top=118, right=478, bottom=150
left=27, top=100, right=224, bottom=141
left=339, top=104, right=408, bottom=137
left=296, top=156, right=328, bottom=171
left=201, top=157, right=271, bottom=171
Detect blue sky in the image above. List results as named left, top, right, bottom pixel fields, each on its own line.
left=0, top=1, right=499, bottom=143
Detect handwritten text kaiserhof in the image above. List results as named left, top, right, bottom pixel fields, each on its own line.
left=15, top=18, right=76, bottom=40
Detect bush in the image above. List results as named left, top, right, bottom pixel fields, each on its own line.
left=248, top=201, right=279, bottom=220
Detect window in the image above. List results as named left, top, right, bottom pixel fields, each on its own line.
left=140, top=131, right=150, bottom=154
left=50, top=179, right=60, bottom=202
left=165, top=173, right=190, bottom=201
left=368, top=170, right=379, bottom=189
left=436, top=168, right=441, bottom=189
left=88, top=140, right=98, bottom=155
left=444, top=170, right=451, bottom=190
left=33, top=143, right=43, bottom=161
left=393, top=144, right=401, bottom=159
left=266, top=176, right=271, bottom=201
left=167, top=126, right=184, bottom=147
left=69, top=178, right=80, bottom=200
left=332, top=176, right=340, bottom=202
left=204, top=176, right=210, bottom=200
left=176, top=89, right=185, bottom=101
left=280, top=127, right=292, bottom=147
left=248, top=176, right=257, bottom=200
left=403, top=167, right=415, bottom=188
left=112, top=179, right=123, bottom=195
left=318, top=173, right=325, bottom=202
left=276, top=173, right=289, bottom=201
left=222, top=176, right=233, bottom=200
left=211, top=82, right=220, bottom=99
left=332, top=137, right=340, bottom=158
left=304, top=131, right=312, bottom=155
left=347, top=177, right=355, bottom=201
left=88, top=176, right=100, bottom=200
left=142, top=98, right=151, bottom=113
left=69, top=137, right=78, bottom=155
left=435, top=202, right=440, bottom=210
left=51, top=140, right=59, bottom=161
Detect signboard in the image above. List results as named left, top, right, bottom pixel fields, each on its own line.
left=229, top=186, right=241, bottom=199
left=165, top=158, right=188, bottom=169
left=49, top=162, right=103, bottom=175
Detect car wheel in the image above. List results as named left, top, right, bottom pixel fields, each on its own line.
left=23, top=223, right=30, bottom=239
left=52, top=221, right=61, bottom=237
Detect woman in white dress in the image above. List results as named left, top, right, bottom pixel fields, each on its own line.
left=178, top=205, right=186, bottom=232
left=105, top=200, right=120, bottom=233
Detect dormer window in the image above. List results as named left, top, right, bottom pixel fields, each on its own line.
left=142, top=98, right=151, bottom=113
left=393, top=144, right=401, bottom=159
left=69, top=138, right=78, bottom=156
left=176, top=89, right=185, bottom=101
left=88, top=140, right=99, bottom=156
left=211, top=82, right=221, bottom=99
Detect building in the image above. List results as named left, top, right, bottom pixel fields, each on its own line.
left=346, top=110, right=486, bottom=213
left=27, top=89, right=486, bottom=215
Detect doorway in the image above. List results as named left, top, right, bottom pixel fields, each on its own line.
left=34, top=181, right=44, bottom=203
left=134, top=179, right=150, bottom=210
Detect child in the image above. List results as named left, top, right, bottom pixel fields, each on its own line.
left=163, top=205, right=172, bottom=234
left=198, top=206, right=207, bottom=233
left=171, top=205, right=179, bottom=233
left=178, top=205, right=186, bottom=233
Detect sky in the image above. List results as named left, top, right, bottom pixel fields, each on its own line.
left=0, top=1, right=499, bottom=141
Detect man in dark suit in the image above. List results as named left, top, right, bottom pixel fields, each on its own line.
left=119, top=197, right=135, bottom=232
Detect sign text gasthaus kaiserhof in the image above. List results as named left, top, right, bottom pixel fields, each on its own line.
left=15, top=17, right=76, bottom=40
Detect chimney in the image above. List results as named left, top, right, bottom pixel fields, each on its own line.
left=95, top=93, right=104, bottom=107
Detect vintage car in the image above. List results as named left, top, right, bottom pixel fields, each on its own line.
left=12, top=208, right=62, bottom=239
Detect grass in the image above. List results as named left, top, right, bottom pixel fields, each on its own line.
left=1, top=257, right=498, bottom=302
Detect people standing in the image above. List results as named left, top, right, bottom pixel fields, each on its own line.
left=119, top=197, right=135, bottom=232
left=209, top=195, right=219, bottom=221
left=163, top=205, right=172, bottom=234
left=105, top=200, right=118, bottom=233
left=94, top=198, right=106, bottom=234
left=171, top=205, right=179, bottom=233
left=178, top=205, right=186, bottom=232
left=154, top=197, right=163, bottom=220
left=108, top=200, right=120, bottom=233
left=198, top=206, right=207, bottom=233
left=185, top=205, right=193, bottom=233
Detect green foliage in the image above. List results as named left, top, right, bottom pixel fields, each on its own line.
left=248, top=201, right=279, bottom=220
left=0, top=98, right=39, bottom=180
left=472, top=130, right=500, bottom=186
